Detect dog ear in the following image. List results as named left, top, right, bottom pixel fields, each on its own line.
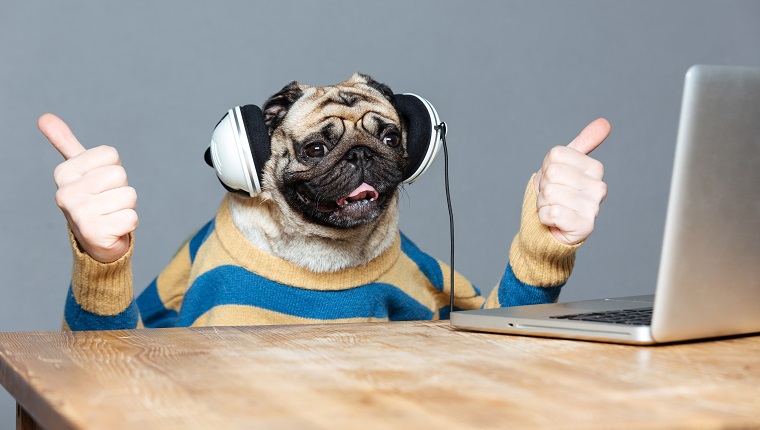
left=355, top=73, right=394, bottom=103
left=263, top=81, right=304, bottom=131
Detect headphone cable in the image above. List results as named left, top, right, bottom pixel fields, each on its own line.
left=437, top=122, right=456, bottom=315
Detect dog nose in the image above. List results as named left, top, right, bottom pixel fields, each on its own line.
left=344, top=146, right=374, bottom=166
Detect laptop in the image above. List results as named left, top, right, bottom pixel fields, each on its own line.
left=451, top=65, right=760, bottom=345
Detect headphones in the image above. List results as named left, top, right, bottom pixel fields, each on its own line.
left=204, top=93, right=445, bottom=197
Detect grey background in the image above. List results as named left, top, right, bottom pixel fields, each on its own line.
left=1, top=0, right=759, bottom=427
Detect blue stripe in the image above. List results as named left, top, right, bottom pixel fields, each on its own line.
left=177, top=265, right=434, bottom=325
left=400, top=232, right=444, bottom=291
left=189, top=219, right=215, bottom=263
left=401, top=232, right=483, bottom=300
left=496, top=264, right=563, bottom=307
left=64, top=285, right=139, bottom=331
left=438, top=305, right=452, bottom=319
left=136, top=279, right=179, bottom=328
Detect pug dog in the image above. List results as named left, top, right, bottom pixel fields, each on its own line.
left=229, top=74, right=408, bottom=274
left=41, top=74, right=610, bottom=330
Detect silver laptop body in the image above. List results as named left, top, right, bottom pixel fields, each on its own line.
left=451, top=65, right=760, bottom=344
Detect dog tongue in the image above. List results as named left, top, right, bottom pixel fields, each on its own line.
left=336, top=183, right=379, bottom=206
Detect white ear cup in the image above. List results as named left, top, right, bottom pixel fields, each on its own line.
left=209, top=107, right=261, bottom=196
left=400, top=93, right=443, bottom=184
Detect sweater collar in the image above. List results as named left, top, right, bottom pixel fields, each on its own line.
left=214, top=196, right=401, bottom=290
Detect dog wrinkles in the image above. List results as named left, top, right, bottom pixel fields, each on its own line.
left=230, top=73, right=405, bottom=272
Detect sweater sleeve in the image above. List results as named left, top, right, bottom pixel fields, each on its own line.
left=62, top=219, right=214, bottom=331
left=62, top=230, right=140, bottom=331
left=483, top=174, right=581, bottom=308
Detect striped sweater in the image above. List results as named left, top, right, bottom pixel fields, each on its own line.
left=62, top=178, right=580, bottom=330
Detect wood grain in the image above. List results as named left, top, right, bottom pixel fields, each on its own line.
left=1, top=321, right=759, bottom=429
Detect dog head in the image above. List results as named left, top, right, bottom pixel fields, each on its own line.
left=259, top=74, right=407, bottom=230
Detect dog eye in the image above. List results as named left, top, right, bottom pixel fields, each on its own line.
left=303, top=142, right=326, bottom=158
left=383, top=132, right=401, bottom=148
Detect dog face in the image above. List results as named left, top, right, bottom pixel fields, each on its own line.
left=260, top=74, right=407, bottom=229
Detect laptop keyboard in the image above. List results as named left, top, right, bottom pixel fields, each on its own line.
left=550, top=307, right=653, bottom=325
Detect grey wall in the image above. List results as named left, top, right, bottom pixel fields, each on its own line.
left=1, top=0, right=759, bottom=427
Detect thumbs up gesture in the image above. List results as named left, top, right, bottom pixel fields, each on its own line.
left=534, top=118, right=611, bottom=245
left=39, top=114, right=138, bottom=263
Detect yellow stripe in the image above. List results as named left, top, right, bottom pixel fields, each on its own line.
left=375, top=253, right=485, bottom=314
left=190, top=304, right=388, bottom=327
left=439, top=261, right=485, bottom=311
left=484, top=284, right=502, bottom=308
left=155, top=242, right=192, bottom=312
left=375, top=253, right=440, bottom=314
left=186, top=228, right=238, bottom=287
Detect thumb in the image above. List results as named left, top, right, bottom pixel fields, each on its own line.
left=567, top=118, right=611, bottom=155
left=38, top=113, right=87, bottom=160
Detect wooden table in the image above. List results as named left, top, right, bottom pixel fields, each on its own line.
left=1, top=321, right=759, bottom=429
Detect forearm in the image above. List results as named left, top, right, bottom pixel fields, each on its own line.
left=62, top=230, right=140, bottom=330
left=485, top=175, right=579, bottom=308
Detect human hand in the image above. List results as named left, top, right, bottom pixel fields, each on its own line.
left=533, top=118, right=610, bottom=245
left=39, top=113, right=138, bottom=263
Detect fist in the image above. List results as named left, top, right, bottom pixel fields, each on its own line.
left=39, top=114, right=138, bottom=263
left=534, top=118, right=610, bottom=245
